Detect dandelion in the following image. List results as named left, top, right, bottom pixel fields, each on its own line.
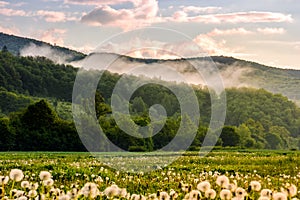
left=261, top=189, right=272, bottom=198
left=43, top=179, right=54, bottom=187
left=235, top=187, right=247, bottom=199
left=170, top=189, right=178, bottom=199
left=197, top=181, right=211, bottom=192
left=184, top=190, right=201, bottom=200
left=0, top=176, right=9, bottom=185
left=39, top=171, right=51, bottom=181
left=103, top=184, right=120, bottom=198
left=131, top=194, right=146, bottom=200
left=158, top=191, right=170, bottom=200
left=250, top=181, right=261, bottom=191
left=216, top=175, right=230, bottom=188
left=21, top=181, right=30, bottom=189
left=81, top=182, right=98, bottom=198
left=205, top=189, right=216, bottom=199
left=29, top=182, right=39, bottom=190
left=227, top=183, right=237, bottom=192
left=258, top=197, right=270, bottom=200
left=273, top=192, right=287, bottom=200
left=287, top=184, right=297, bottom=197
left=28, top=190, right=37, bottom=198
left=58, top=194, right=70, bottom=200
left=220, top=189, right=232, bottom=200
left=9, top=169, right=24, bottom=182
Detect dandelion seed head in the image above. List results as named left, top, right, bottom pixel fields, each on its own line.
left=0, top=176, right=9, bottom=185
left=220, top=189, right=232, bottom=200
left=273, top=192, right=287, bottom=200
left=197, top=181, right=211, bottom=192
left=205, top=189, right=216, bottom=199
left=217, top=175, right=230, bottom=188
left=9, top=169, right=24, bottom=182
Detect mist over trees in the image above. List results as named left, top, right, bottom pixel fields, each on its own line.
left=0, top=50, right=300, bottom=151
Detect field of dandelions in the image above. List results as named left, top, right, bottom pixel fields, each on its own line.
left=0, top=151, right=299, bottom=200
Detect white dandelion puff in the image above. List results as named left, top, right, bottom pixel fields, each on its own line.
left=0, top=176, right=9, bottom=185
left=287, top=184, right=297, bottom=197
left=9, top=169, right=24, bottom=182
left=235, top=187, right=247, bottom=199
left=28, top=190, right=37, bottom=198
left=216, top=175, right=230, bottom=188
left=197, top=181, right=211, bottom=192
left=220, top=189, right=232, bottom=200
left=205, top=189, right=216, bottom=199
left=39, top=171, right=51, bottom=181
left=250, top=181, right=261, bottom=191
left=273, top=192, right=287, bottom=200
left=261, top=189, right=272, bottom=198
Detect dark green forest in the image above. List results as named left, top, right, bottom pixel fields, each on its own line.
left=0, top=50, right=300, bottom=151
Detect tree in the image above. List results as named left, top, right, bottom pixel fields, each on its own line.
left=220, top=126, right=240, bottom=147
left=0, top=117, right=15, bottom=150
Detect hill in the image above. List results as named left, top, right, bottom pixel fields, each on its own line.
left=79, top=53, right=300, bottom=104
left=0, top=50, right=299, bottom=150
left=0, top=32, right=85, bottom=62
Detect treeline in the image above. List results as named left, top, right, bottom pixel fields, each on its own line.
left=0, top=51, right=300, bottom=150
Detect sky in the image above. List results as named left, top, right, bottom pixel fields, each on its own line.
left=0, top=0, right=300, bottom=69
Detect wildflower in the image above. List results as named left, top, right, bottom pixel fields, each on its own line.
left=181, top=183, right=190, bottom=192
left=170, top=189, right=178, bottom=199
left=131, top=194, right=146, bottom=200
left=235, top=187, right=247, bottom=199
left=28, top=190, right=37, bottom=198
left=197, top=181, right=211, bottom=192
left=103, top=185, right=120, bottom=198
left=43, top=179, right=54, bottom=187
left=227, top=183, right=237, bottom=192
left=261, top=189, right=272, bottom=198
left=205, top=189, right=216, bottom=199
left=287, top=184, right=297, bottom=197
left=250, top=181, right=261, bottom=191
left=81, top=182, right=98, bottom=198
left=258, top=197, right=270, bottom=200
left=29, top=182, right=39, bottom=190
left=216, top=175, right=230, bottom=188
left=0, top=176, right=9, bottom=185
left=39, top=171, right=51, bottom=181
left=9, top=169, right=24, bottom=182
left=184, top=190, right=201, bottom=200
left=21, top=181, right=30, bottom=188
left=158, top=191, right=170, bottom=200
left=273, top=192, right=287, bottom=200
left=58, top=194, right=70, bottom=200
left=18, top=196, right=28, bottom=200
left=220, top=189, right=232, bottom=200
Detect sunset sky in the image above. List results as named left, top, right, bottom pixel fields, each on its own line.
left=0, top=0, right=300, bottom=68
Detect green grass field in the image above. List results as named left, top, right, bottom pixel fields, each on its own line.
left=0, top=150, right=299, bottom=199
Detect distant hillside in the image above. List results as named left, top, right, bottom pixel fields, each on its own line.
left=0, top=50, right=300, bottom=150
left=81, top=52, right=300, bottom=104
left=0, top=32, right=85, bottom=62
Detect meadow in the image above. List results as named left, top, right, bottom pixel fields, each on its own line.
left=0, top=150, right=299, bottom=200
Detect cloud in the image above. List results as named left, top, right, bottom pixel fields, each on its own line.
left=0, top=8, right=28, bottom=16
left=37, top=28, right=67, bottom=45
left=172, top=11, right=293, bottom=24
left=0, top=1, right=8, bottom=7
left=36, top=10, right=67, bottom=22
left=0, top=24, right=20, bottom=35
left=81, top=0, right=160, bottom=30
left=181, top=6, right=222, bottom=14
left=207, top=28, right=253, bottom=36
left=64, top=0, right=130, bottom=5
left=257, top=27, right=286, bottom=35
left=81, top=0, right=293, bottom=31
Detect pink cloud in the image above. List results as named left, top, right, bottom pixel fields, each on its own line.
left=188, top=11, right=293, bottom=24
left=81, top=0, right=160, bottom=30
left=64, top=0, right=130, bottom=5
left=37, top=28, right=67, bottom=45
left=207, top=28, right=253, bottom=36
left=36, top=10, right=67, bottom=22
left=257, top=27, right=286, bottom=35
left=0, top=8, right=28, bottom=16
left=0, top=24, right=20, bottom=35
left=181, top=6, right=222, bottom=14
left=0, top=1, right=8, bottom=7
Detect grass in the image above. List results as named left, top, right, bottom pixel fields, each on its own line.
left=0, top=150, right=299, bottom=199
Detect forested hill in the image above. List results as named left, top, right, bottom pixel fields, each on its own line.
left=0, top=50, right=300, bottom=150
left=0, top=32, right=85, bottom=61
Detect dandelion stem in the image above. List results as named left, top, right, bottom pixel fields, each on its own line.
left=9, top=181, right=15, bottom=199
